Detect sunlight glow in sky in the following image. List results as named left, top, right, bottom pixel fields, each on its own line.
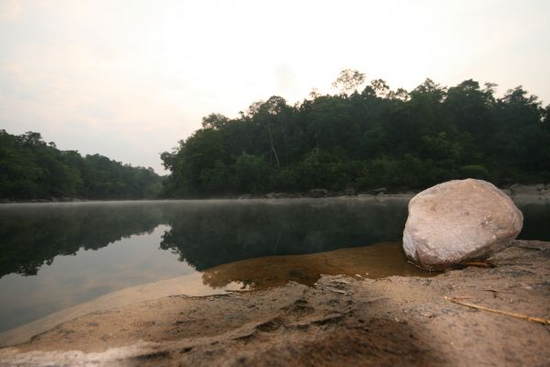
left=1, top=0, right=549, bottom=173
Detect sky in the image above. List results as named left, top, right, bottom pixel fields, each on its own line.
left=1, top=0, right=549, bottom=174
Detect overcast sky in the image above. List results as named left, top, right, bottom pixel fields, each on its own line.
left=1, top=0, right=549, bottom=173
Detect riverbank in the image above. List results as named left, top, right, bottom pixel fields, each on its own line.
left=1, top=240, right=548, bottom=366
left=247, top=183, right=550, bottom=202
left=2, top=183, right=549, bottom=204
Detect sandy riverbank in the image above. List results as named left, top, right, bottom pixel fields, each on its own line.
left=1, top=240, right=549, bottom=366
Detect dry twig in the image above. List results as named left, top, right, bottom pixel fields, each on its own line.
left=444, top=296, right=550, bottom=325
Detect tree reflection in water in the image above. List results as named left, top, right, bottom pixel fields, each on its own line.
left=159, top=198, right=409, bottom=271
left=0, top=202, right=164, bottom=277
left=1, top=198, right=548, bottom=279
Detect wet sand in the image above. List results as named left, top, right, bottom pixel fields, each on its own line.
left=0, top=242, right=426, bottom=348
left=0, top=240, right=549, bottom=366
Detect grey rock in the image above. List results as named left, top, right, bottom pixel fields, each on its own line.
left=344, top=186, right=356, bottom=196
left=309, top=188, right=328, bottom=198
left=370, top=187, right=387, bottom=194
left=510, top=184, right=540, bottom=196
left=403, top=179, right=523, bottom=270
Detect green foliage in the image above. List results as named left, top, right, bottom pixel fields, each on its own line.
left=459, top=165, right=490, bottom=180
left=159, top=74, right=550, bottom=197
left=294, top=149, right=350, bottom=190
left=233, top=153, right=271, bottom=193
left=0, top=130, right=162, bottom=200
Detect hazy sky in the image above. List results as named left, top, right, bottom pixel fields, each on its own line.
left=1, top=0, right=549, bottom=173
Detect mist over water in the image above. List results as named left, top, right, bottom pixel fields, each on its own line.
left=0, top=198, right=548, bottom=333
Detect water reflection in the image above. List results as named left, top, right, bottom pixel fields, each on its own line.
left=0, top=198, right=548, bottom=280
left=160, top=198, right=409, bottom=270
left=516, top=201, right=550, bottom=240
left=0, top=198, right=410, bottom=278
left=0, top=225, right=191, bottom=332
left=0, top=202, right=164, bottom=277
left=0, top=198, right=411, bottom=333
left=0, top=198, right=548, bottom=335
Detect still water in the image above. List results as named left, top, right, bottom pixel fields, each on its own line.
left=0, top=198, right=548, bottom=334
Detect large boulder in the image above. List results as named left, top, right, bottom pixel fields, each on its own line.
left=403, top=179, right=523, bottom=270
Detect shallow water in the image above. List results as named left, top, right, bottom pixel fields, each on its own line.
left=0, top=198, right=548, bottom=334
left=202, top=242, right=430, bottom=290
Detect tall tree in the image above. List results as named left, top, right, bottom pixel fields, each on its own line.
left=161, top=72, right=550, bottom=197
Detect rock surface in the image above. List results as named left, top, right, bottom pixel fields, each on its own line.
left=403, top=179, right=523, bottom=270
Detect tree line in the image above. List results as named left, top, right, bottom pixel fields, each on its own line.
left=0, top=130, right=162, bottom=200
left=161, top=71, right=550, bottom=197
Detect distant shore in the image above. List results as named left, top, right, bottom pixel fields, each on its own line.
left=2, top=183, right=549, bottom=204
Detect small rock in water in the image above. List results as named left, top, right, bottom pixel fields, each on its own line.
left=370, top=187, right=387, bottom=194
left=403, top=179, right=523, bottom=270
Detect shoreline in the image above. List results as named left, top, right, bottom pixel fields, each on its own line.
left=1, top=182, right=549, bottom=204
left=1, top=240, right=548, bottom=366
left=0, top=242, right=428, bottom=348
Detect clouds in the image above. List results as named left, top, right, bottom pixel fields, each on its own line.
left=1, top=0, right=549, bottom=173
left=0, top=0, right=22, bottom=21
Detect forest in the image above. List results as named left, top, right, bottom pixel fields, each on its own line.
left=0, top=130, right=161, bottom=200
left=2, top=71, right=550, bottom=201
left=161, top=71, right=550, bottom=197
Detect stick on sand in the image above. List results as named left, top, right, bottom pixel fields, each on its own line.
left=444, top=296, right=550, bottom=326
